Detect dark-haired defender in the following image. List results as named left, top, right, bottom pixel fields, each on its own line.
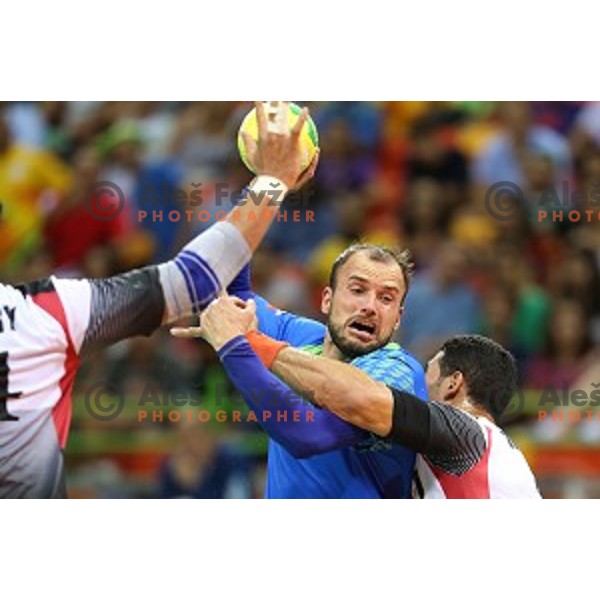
left=261, top=333, right=541, bottom=498
left=400, top=336, right=541, bottom=498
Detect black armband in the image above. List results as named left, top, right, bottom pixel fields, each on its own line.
left=388, top=388, right=488, bottom=475
left=387, top=387, right=432, bottom=452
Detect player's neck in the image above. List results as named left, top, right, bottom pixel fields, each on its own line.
left=322, top=333, right=348, bottom=361
left=450, top=396, right=495, bottom=422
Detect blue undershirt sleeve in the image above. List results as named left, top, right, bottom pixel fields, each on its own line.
left=227, top=264, right=325, bottom=344
left=217, top=335, right=369, bottom=458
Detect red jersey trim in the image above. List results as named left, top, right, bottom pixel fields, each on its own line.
left=32, top=291, right=80, bottom=448
left=426, top=427, right=493, bottom=499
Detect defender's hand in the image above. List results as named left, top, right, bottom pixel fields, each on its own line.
left=241, top=101, right=316, bottom=190
left=171, top=296, right=258, bottom=351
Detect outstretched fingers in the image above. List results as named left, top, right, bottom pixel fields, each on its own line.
left=293, top=148, right=320, bottom=190
left=291, top=107, right=309, bottom=139
left=170, top=326, right=204, bottom=339
left=255, top=101, right=268, bottom=138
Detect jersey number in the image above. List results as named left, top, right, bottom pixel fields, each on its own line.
left=0, top=352, right=21, bottom=421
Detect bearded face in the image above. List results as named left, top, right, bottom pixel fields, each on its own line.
left=322, top=251, right=405, bottom=359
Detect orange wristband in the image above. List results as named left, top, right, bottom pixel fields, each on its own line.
left=245, top=330, right=289, bottom=369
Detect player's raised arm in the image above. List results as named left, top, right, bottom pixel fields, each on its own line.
left=231, top=101, right=318, bottom=251
left=49, top=103, right=319, bottom=356
left=158, top=101, right=318, bottom=325
left=226, top=104, right=324, bottom=344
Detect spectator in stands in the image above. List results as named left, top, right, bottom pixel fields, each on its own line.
left=402, top=178, right=449, bottom=269
left=97, top=119, right=189, bottom=263
left=548, top=249, right=600, bottom=343
left=525, top=298, right=599, bottom=390
left=43, top=145, right=134, bottom=275
left=170, top=102, right=237, bottom=179
left=472, top=101, right=572, bottom=188
left=0, top=114, right=72, bottom=276
left=401, top=241, right=481, bottom=361
left=493, top=247, right=551, bottom=355
left=478, top=284, right=528, bottom=375
left=314, top=118, right=375, bottom=196
left=406, top=117, right=468, bottom=208
left=158, top=422, right=253, bottom=499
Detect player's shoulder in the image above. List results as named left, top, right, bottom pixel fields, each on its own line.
left=13, top=276, right=91, bottom=305
left=0, top=281, right=21, bottom=301
left=299, top=343, right=325, bottom=356
left=368, top=342, right=425, bottom=374
left=350, top=343, right=421, bottom=391
left=352, top=343, right=427, bottom=397
left=255, top=294, right=326, bottom=346
left=1, top=278, right=57, bottom=306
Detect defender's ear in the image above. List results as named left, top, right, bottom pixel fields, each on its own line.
left=445, top=371, right=465, bottom=400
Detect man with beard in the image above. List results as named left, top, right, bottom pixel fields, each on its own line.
left=182, top=300, right=540, bottom=498
left=173, top=244, right=427, bottom=498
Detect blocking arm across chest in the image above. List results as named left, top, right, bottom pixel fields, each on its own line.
left=217, top=336, right=370, bottom=458
left=249, top=333, right=486, bottom=471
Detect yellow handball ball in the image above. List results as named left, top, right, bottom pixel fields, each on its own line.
left=237, top=102, right=319, bottom=174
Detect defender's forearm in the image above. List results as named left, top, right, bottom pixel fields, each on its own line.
left=271, top=346, right=394, bottom=436
left=157, top=178, right=287, bottom=324
left=227, top=176, right=288, bottom=251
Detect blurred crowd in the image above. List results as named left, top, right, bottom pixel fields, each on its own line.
left=1, top=101, right=599, bottom=498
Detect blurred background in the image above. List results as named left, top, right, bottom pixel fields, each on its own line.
left=1, top=101, right=599, bottom=498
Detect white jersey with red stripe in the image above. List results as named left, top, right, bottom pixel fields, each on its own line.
left=0, top=221, right=252, bottom=498
left=0, top=268, right=166, bottom=499
left=0, top=278, right=89, bottom=498
left=414, top=415, right=541, bottom=499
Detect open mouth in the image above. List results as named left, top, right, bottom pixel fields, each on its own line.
left=347, top=319, right=377, bottom=342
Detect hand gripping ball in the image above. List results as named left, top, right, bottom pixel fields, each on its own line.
left=237, top=101, right=319, bottom=174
